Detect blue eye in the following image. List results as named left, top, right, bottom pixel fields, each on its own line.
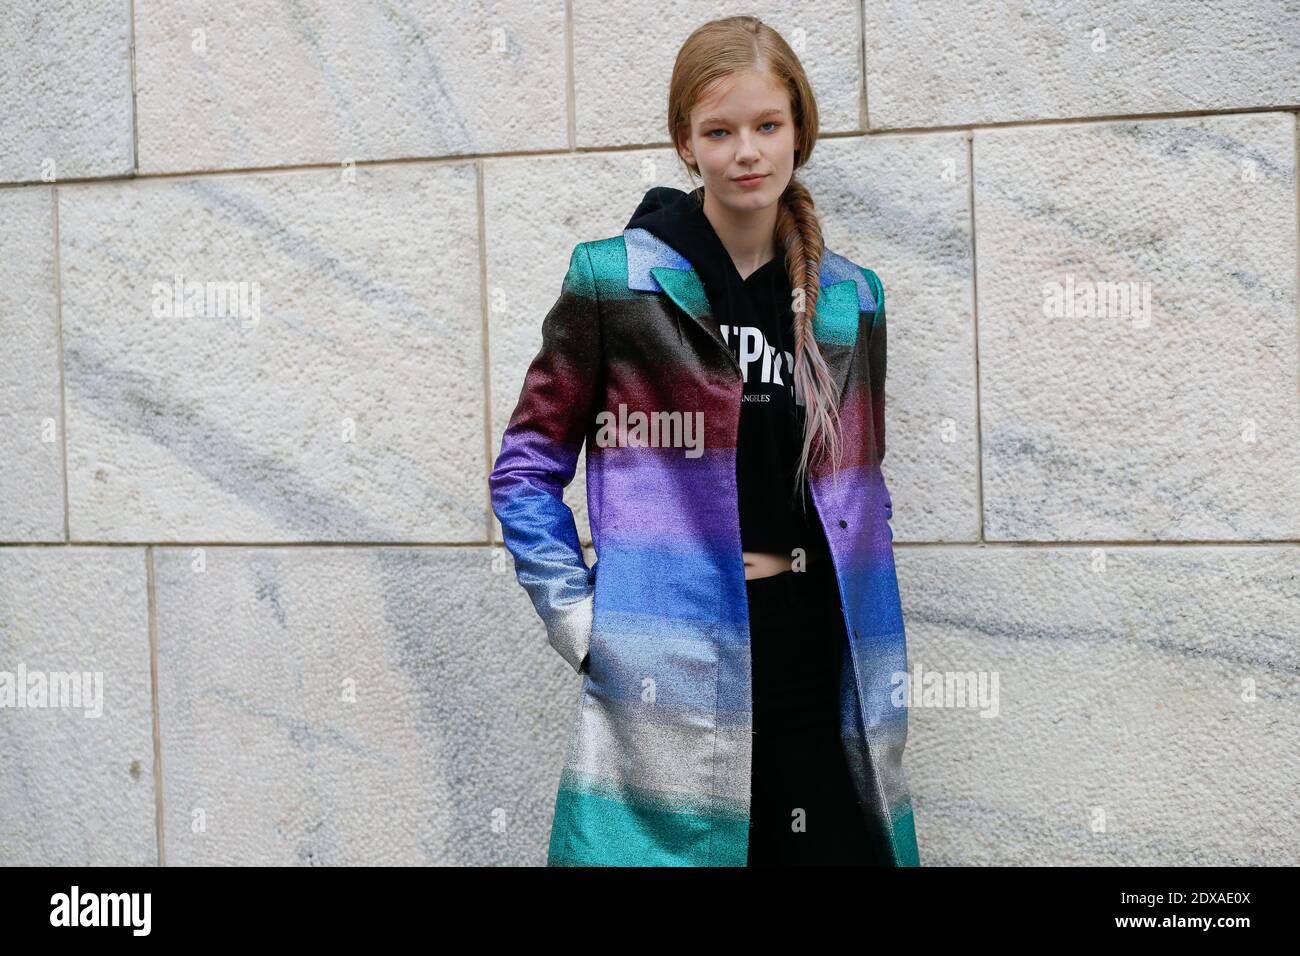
left=705, top=121, right=779, bottom=138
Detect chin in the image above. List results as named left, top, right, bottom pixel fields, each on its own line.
left=721, top=181, right=772, bottom=203
left=735, top=187, right=780, bottom=211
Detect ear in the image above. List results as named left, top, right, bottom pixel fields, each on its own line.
left=674, top=128, right=695, bottom=167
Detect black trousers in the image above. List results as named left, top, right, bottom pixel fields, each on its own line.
left=744, top=556, right=893, bottom=867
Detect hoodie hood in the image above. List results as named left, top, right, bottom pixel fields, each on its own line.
left=625, top=185, right=716, bottom=277
left=625, top=185, right=790, bottom=352
left=626, top=185, right=691, bottom=232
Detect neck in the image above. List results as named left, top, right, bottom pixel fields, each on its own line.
left=700, top=187, right=780, bottom=278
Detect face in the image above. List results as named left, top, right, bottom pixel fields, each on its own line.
left=677, top=69, right=798, bottom=216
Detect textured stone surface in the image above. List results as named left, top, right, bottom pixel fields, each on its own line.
left=0, top=187, right=64, bottom=540
left=0, top=548, right=155, bottom=865
left=134, top=0, right=568, bottom=173
left=865, top=0, right=1300, bottom=129
left=899, top=545, right=1300, bottom=866
left=152, top=545, right=579, bottom=865
left=805, top=133, right=977, bottom=541
left=58, top=162, right=485, bottom=542
left=574, top=0, right=863, bottom=148
left=976, top=112, right=1299, bottom=541
left=0, top=3, right=134, bottom=183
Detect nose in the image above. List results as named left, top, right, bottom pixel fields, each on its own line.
left=735, top=130, right=761, bottom=163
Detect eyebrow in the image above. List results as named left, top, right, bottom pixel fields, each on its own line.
left=696, top=107, right=786, bottom=128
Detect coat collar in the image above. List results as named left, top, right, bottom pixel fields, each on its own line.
left=622, top=226, right=876, bottom=399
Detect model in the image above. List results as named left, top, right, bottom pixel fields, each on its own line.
left=490, top=14, right=919, bottom=867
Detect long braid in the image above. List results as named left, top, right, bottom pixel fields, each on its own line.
left=775, top=176, right=842, bottom=505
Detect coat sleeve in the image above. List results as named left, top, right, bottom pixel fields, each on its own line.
left=490, top=242, right=603, bottom=675
left=861, top=267, right=892, bottom=532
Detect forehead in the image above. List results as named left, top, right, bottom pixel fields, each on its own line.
left=692, top=70, right=790, bottom=123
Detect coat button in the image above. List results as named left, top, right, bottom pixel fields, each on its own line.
left=838, top=519, right=848, bottom=529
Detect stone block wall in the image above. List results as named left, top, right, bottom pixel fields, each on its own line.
left=1, top=1, right=1296, bottom=865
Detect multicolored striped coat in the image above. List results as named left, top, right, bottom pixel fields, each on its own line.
left=490, top=222, right=919, bottom=867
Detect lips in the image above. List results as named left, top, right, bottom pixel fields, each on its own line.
left=733, top=174, right=767, bottom=184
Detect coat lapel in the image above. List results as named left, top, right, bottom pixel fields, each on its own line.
left=647, top=265, right=732, bottom=364
left=625, top=226, right=869, bottom=402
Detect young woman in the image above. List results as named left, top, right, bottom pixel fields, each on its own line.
left=491, top=15, right=918, bottom=867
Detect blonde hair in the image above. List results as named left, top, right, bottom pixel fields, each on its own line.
left=667, top=15, right=842, bottom=505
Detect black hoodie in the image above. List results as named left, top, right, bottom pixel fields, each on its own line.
left=627, top=185, right=830, bottom=560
